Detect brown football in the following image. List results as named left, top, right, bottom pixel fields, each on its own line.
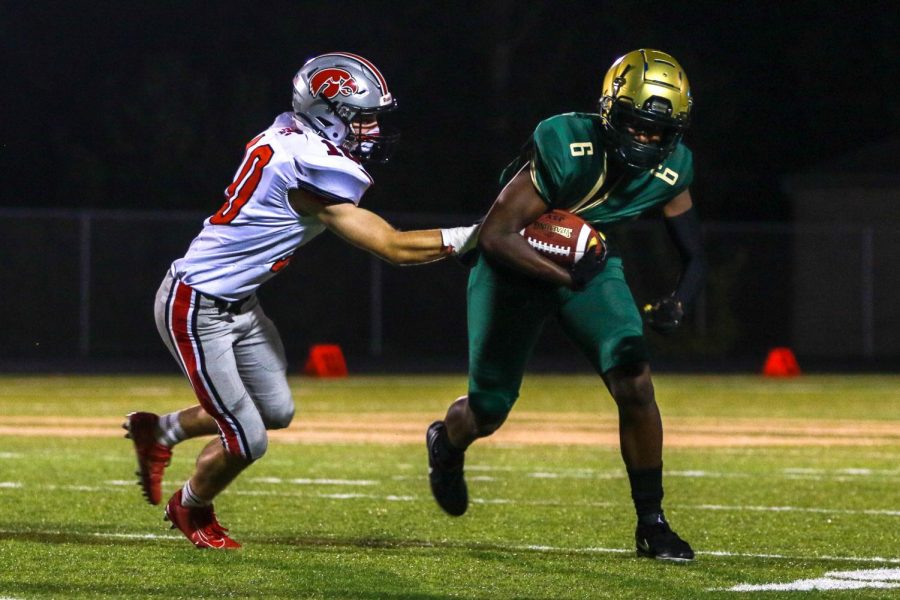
left=520, top=209, right=604, bottom=268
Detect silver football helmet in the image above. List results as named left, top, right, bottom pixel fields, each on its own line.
left=292, top=52, right=399, bottom=163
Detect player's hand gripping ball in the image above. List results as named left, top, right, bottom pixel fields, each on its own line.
left=521, top=209, right=607, bottom=268
left=521, top=210, right=608, bottom=290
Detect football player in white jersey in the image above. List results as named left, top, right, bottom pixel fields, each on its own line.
left=123, top=52, right=477, bottom=549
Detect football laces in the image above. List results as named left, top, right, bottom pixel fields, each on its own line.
left=526, top=237, right=571, bottom=257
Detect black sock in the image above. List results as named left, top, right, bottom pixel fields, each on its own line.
left=437, top=424, right=464, bottom=464
left=627, top=465, right=663, bottom=522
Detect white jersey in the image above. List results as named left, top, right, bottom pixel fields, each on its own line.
left=172, top=113, right=373, bottom=301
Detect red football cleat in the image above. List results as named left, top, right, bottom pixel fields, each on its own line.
left=164, top=490, right=241, bottom=549
left=123, top=412, right=172, bottom=505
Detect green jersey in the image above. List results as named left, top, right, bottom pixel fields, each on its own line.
left=500, top=112, right=693, bottom=227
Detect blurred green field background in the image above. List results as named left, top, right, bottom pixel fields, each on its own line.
left=1, top=374, right=899, bottom=599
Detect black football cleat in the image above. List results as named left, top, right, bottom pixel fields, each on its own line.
left=635, top=513, right=695, bottom=562
left=426, top=420, right=468, bottom=516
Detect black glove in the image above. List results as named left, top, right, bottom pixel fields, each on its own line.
left=643, top=296, right=684, bottom=333
left=570, top=248, right=607, bottom=291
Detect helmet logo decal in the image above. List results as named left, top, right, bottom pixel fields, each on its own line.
left=309, top=68, right=360, bottom=99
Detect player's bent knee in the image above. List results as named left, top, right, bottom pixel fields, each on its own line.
left=243, top=433, right=269, bottom=462
left=263, top=403, right=295, bottom=430
left=468, top=390, right=513, bottom=436
left=602, top=335, right=650, bottom=374
left=474, top=415, right=506, bottom=437
left=608, top=364, right=655, bottom=408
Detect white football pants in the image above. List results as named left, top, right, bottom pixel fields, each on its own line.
left=154, top=270, right=294, bottom=461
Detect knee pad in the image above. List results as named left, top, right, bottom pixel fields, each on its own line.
left=222, top=428, right=268, bottom=462
left=603, top=335, right=650, bottom=373
left=468, top=390, right=513, bottom=433
left=245, top=432, right=269, bottom=462
left=262, top=402, right=295, bottom=430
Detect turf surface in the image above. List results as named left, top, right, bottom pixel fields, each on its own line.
left=0, top=374, right=898, bottom=598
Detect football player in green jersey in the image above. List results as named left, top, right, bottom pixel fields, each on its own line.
left=427, top=50, right=706, bottom=561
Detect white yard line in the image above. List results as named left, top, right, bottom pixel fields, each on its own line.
left=248, top=477, right=379, bottom=486
left=4, top=480, right=900, bottom=517
left=467, top=464, right=900, bottom=480
left=694, top=503, right=900, bottom=517
left=699, top=551, right=900, bottom=565
left=0, top=527, right=896, bottom=566
left=720, top=568, right=900, bottom=591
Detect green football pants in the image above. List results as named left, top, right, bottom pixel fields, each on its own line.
left=466, top=255, right=648, bottom=419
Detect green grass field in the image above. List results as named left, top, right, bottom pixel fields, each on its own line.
left=1, top=374, right=899, bottom=599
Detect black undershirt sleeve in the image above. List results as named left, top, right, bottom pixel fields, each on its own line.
left=663, top=206, right=707, bottom=305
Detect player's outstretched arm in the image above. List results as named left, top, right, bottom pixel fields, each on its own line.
left=289, top=187, right=451, bottom=266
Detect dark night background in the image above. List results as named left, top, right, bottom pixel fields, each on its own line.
left=3, top=1, right=897, bottom=218
left=2, top=1, right=899, bottom=370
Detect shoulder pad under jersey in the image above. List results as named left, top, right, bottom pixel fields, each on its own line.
left=530, top=113, right=606, bottom=210
left=658, top=142, right=694, bottom=195
left=280, top=129, right=373, bottom=205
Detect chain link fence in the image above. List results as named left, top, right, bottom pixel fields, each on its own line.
left=2, top=209, right=897, bottom=372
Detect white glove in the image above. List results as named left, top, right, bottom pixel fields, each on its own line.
left=440, top=224, right=479, bottom=256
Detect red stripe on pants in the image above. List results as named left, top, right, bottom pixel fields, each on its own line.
left=170, top=280, right=243, bottom=456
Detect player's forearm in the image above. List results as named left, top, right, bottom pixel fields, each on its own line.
left=478, top=170, right=573, bottom=286
left=381, top=229, right=451, bottom=265
left=479, top=231, right=572, bottom=287
left=663, top=206, right=707, bottom=304
left=318, top=202, right=450, bottom=265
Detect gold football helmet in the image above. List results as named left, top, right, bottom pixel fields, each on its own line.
left=598, top=49, right=692, bottom=169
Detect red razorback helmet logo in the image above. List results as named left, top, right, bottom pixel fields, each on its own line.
left=309, top=68, right=359, bottom=99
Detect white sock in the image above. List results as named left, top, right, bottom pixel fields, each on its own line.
left=181, top=481, right=209, bottom=507
left=157, top=412, right=186, bottom=447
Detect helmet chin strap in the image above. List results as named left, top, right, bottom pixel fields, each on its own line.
left=319, top=95, right=356, bottom=128
left=295, top=90, right=356, bottom=141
